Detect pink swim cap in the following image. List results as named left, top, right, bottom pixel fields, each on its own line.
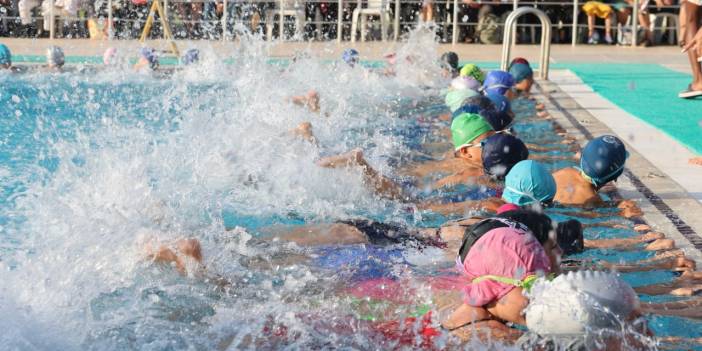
left=496, top=203, right=520, bottom=214
left=103, top=47, right=117, bottom=65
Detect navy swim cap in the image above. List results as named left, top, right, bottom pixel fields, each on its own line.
left=481, top=133, right=529, bottom=180
left=440, top=51, right=459, bottom=71
left=482, top=70, right=514, bottom=96
left=580, top=135, right=629, bottom=187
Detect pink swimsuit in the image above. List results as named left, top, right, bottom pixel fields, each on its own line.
left=456, top=226, right=551, bottom=306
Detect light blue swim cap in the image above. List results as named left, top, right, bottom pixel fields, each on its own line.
left=502, top=160, right=556, bottom=206
left=0, top=44, right=11, bottom=66
left=445, top=88, right=480, bottom=113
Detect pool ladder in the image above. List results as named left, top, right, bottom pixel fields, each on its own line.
left=500, top=7, right=552, bottom=80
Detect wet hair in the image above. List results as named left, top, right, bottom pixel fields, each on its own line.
left=497, top=209, right=553, bottom=244
left=457, top=209, right=555, bottom=263
left=556, top=219, right=584, bottom=256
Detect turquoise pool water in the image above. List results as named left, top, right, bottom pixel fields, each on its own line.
left=0, top=43, right=700, bottom=349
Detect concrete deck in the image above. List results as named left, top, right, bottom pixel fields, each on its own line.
left=0, top=37, right=691, bottom=63
left=536, top=77, right=702, bottom=262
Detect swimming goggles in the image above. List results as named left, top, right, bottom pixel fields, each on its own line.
left=503, top=185, right=554, bottom=207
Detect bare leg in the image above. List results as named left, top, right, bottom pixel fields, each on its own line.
left=682, top=2, right=702, bottom=90
left=588, top=15, right=595, bottom=37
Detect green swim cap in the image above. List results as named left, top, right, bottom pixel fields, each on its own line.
left=451, top=113, right=493, bottom=151
left=459, top=64, right=485, bottom=83
left=445, top=88, right=479, bottom=113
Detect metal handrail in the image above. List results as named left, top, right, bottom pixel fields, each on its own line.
left=500, top=7, right=551, bottom=80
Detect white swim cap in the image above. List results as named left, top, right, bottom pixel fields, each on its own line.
left=450, top=76, right=480, bottom=91
left=525, top=271, right=639, bottom=336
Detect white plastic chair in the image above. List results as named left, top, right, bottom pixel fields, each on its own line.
left=266, top=0, right=305, bottom=40
left=350, top=0, right=390, bottom=42
left=649, top=12, right=677, bottom=45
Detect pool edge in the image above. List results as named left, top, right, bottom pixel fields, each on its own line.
left=534, top=77, right=702, bottom=264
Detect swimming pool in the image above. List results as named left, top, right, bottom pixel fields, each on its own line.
left=1, top=35, right=700, bottom=350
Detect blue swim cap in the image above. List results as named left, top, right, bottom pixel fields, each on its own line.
left=342, top=48, right=359, bottom=66
left=502, top=160, right=557, bottom=206
left=509, top=63, right=533, bottom=83
left=0, top=44, right=11, bottom=66
left=482, top=134, right=529, bottom=180
left=181, top=48, right=200, bottom=65
left=580, top=135, right=629, bottom=187
left=482, top=70, right=514, bottom=96
left=486, top=92, right=511, bottom=115
left=452, top=95, right=494, bottom=119
left=139, top=47, right=159, bottom=69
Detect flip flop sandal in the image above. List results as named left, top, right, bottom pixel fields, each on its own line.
left=679, top=84, right=702, bottom=98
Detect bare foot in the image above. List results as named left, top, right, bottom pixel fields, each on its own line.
left=682, top=271, right=702, bottom=280
left=317, top=149, right=366, bottom=169
left=689, top=157, right=702, bottom=166
left=645, top=238, right=675, bottom=251
left=671, top=256, right=696, bottom=271
left=535, top=102, right=545, bottom=111
left=641, top=232, right=665, bottom=242
left=306, top=90, right=320, bottom=113
left=292, top=122, right=317, bottom=145
left=670, top=285, right=702, bottom=296
left=634, top=224, right=652, bottom=232
left=537, top=111, right=549, bottom=118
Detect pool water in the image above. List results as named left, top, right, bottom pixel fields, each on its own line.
left=1, top=35, right=701, bottom=349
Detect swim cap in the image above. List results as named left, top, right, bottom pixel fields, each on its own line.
left=0, top=44, right=11, bottom=66
left=482, top=70, right=514, bottom=96
left=452, top=95, right=494, bottom=117
left=459, top=63, right=485, bottom=83
left=181, top=48, right=200, bottom=65
left=450, top=76, right=481, bottom=91
left=445, top=88, right=480, bottom=113
left=497, top=209, right=554, bottom=244
left=103, top=47, right=117, bottom=65
left=556, top=219, right=584, bottom=256
left=486, top=91, right=511, bottom=115
left=526, top=271, right=640, bottom=335
left=440, top=51, right=459, bottom=72
left=451, top=113, right=493, bottom=151
left=510, top=57, right=530, bottom=66
left=483, top=92, right=514, bottom=131
left=580, top=135, right=629, bottom=187
left=509, top=63, right=534, bottom=83
left=342, top=48, right=359, bottom=66
left=502, top=160, right=557, bottom=206
left=46, top=45, right=65, bottom=67
left=496, top=203, right=520, bottom=214
left=481, top=134, right=529, bottom=180
left=139, top=47, right=159, bottom=69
